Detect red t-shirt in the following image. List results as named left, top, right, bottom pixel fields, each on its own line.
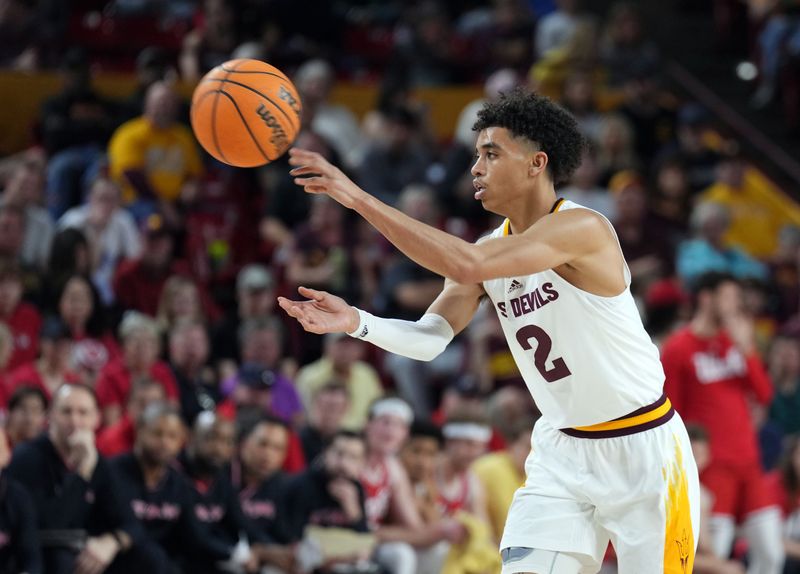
left=96, top=415, right=136, bottom=457
left=95, top=357, right=179, bottom=409
left=6, top=362, right=80, bottom=401
left=661, top=327, right=773, bottom=465
left=5, top=303, right=41, bottom=371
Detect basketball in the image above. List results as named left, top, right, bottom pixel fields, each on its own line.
left=190, top=59, right=303, bottom=168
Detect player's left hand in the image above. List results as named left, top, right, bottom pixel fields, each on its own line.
left=288, top=148, right=363, bottom=208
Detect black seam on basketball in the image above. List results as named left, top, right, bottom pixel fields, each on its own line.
left=217, top=91, right=272, bottom=163
left=219, top=67, right=289, bottom=82
left=201, top=77, right=300, bottom=133
left=210, top=71, right=234, bottom=164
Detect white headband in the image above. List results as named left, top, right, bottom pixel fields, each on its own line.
left=370, top=398, right=413, bottom=424
left=442, top=423, right=491, bottom=443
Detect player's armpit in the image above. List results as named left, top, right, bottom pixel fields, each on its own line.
left=458, top=209, right=615, bottom=284
left=426, top=278, right=485, bottom=336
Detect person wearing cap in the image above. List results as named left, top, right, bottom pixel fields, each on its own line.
left=211, top=264, right=276, bottom=378
left=220, top=317, right=304, bottom=427
left=58, top=177, right=143, bottom=305
left=296, top=332, right=383, bottom=430
left=6, top=316, right=79, bottom=402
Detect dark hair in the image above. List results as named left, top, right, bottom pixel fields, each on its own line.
left=8, top=385, right=48, bottom=412
left=409, top=420, right=444, bottom=447
left=48, top=228, right=89, bottom=281
left=685, top=423, right=709, bottom=443
left=330, top=429, right=365, bottom=446
left=473, top=88, right=585, bottom=185
left=690, top=271, right=738, bottom=307
left=55, top=275, right=106, bottom=336
left=137, top=401, right=183, bottom=430
left=237, top=412, right=289, bottom=444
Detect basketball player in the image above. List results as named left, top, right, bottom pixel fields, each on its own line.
left=279, top=89, right=699, bottom=574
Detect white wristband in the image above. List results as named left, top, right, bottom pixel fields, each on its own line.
left=347, top=308, right=454, bottom=362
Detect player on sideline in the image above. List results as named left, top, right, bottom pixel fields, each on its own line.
left=279, top=89, right=699, bottom=574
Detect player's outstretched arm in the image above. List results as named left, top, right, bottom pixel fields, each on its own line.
left=278, top=280, right=484, bottom=361
left=289, top=148, right=616, bottom=285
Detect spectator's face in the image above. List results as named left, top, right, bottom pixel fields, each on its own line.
left=366, top=414, right=409, bottom=456
left=242, top=329, right=281, bottom=367
left=717, top=159, right=745, bottom=188
left=169, top=282, right=200, bottom=321
left=40, top=338, right=73, bottom=369
left=169, top=325, right=209, bottom=370
left=240, top=422, right=288, bottom=479
left=124, top=330, right=160, bottom=370
left=400, top=436, right=440, bottom=483
left=144, top=84, right=177, bottom=129
left=7, top=394, right=46, bottom=443
left=768, top=337, right=800, bottom=380
left=326, top=338, right=363, bottom=369
left=711, top=281, right=744, bottom=320
left=570, top=150, right=598, bottom=188
left=238, top=287, right=274, bottom=317
left=614, top=186, right=647, bottom=222
left=59, top=277, right=93, bottom=327
left=128, top=384, right=167, bottom=422
left=0, top=277, right=23, bottom=316
left=657, top=165, right=688, bottom=199
left=690, top=438, right=710, bottom=473
left=324, top=436, right=365, bottom=480
left=139, top=414, right=185, bottom=466
left=88, top=179, right=119, bottom=225
left=144, top=234, right=174, bottom=268
left=195, top=419, right=236, bottom=470
left=445, top=437, right=488, bottom=471
left=563, top=75, right=593, bottom=112
left=6, top=162, right=44, bottom=205
left=50, top=386, right=99, bottom=444
left=311, top=389, right=349, bottom=434
left=0, top=211, right=24, bottom=255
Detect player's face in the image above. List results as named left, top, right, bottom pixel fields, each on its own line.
left=471, top=127, right=543, bottom=214
left=241, top=423, right=288, bottom=479
left=400, top=436, right=440, bottom=483
left=140, top=415, right=185, bottom=466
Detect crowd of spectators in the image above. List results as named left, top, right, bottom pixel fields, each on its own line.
left=1, top=1, right=800, bottom=573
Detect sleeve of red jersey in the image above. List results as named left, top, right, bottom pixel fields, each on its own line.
left=743, top=352, right=773, bottom=405
left=660, top=338, right=687, bottom=413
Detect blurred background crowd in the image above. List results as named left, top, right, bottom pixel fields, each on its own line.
left=1, top=0, right=800, bottom=573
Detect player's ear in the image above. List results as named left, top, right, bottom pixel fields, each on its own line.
left=529, top=151, right=548, bottom=177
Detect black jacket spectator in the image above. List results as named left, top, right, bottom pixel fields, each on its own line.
left=0, top=472, right=42, bottom=574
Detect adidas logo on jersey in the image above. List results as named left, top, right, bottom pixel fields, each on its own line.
left=508, top=280, right=524, bottom=293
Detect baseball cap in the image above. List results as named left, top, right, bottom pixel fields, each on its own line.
left=238, top=363, right=276, bottom=391
left=237, top=264, right=274, bottom=292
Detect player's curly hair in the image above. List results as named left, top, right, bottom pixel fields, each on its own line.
left=473, top=88, right=585, bottom=185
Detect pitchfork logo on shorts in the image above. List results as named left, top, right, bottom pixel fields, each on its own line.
left=675, top=528, right=690, bottom=573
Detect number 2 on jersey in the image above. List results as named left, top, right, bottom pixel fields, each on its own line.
left=515, top=325, right=572, bottom=382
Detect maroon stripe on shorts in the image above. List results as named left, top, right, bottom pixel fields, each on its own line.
left=560, top=406, right=675, bottom=439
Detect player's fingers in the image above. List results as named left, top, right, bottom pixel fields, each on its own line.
left=298, top=286, right=325, bottom=301
left=287, top=165, right=320, bottom=176
left=293, top=175, right=325, bottom=187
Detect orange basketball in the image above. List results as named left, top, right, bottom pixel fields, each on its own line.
left=190, top=59, right=303, bottom=167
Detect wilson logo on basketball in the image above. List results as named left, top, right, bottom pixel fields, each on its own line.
left=279, top=86, right=301, bottom=114
left=255, top=103, right=289, bottom=149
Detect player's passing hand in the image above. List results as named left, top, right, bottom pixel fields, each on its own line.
left=278, top=286, right=360, bottom=335
left=288, top=147, right=362, bottom=208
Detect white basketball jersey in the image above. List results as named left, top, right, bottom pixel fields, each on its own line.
left=482, top=199, right=664, bottom=428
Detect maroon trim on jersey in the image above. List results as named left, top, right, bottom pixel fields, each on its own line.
left=560, top=394, right=675, bottom=439
left=550, top=198, right=565, bottom=213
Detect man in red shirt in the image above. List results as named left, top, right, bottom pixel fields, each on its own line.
left=662, top=272, right=784, bottom=573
